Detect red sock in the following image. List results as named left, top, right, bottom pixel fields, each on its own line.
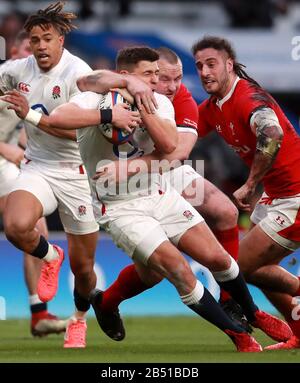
left=287, top=319, right=300, bottom=338
left=101, top=264, right=150, bottom=312
left=214, top=226, right=239, bottom=303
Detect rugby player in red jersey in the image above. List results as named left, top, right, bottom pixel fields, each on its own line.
left=193, top=35, right=300, bottom=350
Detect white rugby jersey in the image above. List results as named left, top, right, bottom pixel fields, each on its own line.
left=0, top=60, right=22, bottom=167
left=71, top=91, right=175, bottom=202
left=0, top=49, right=92, bottom=165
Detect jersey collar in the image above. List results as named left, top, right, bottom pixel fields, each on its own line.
left=216, top=76, right=240, bottom=110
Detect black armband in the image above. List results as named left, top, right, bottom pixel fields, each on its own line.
left=100, top=108, right=112, bottom=124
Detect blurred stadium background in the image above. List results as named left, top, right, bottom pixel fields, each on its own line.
left=0, top=0, right=300, bottom=320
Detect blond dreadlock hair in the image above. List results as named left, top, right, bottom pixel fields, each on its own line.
left=24, top=1, right=77, bottom=35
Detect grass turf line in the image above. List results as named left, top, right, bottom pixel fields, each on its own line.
left=0, top=316, right=299, bottom=363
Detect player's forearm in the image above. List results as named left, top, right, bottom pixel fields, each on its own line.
left=77, top=70, right=127, bottom=93
left=105, top=151, right=182, bottom=185
left=246, top=127, right=282, bottom=188
left=22, top=112, right=76, bottom=140
left=48, top=107, right=100, bottom=130
left=246, top=151, right=275, bottom=189
left=50, top=128, right=76, bottom=141
left=247, top=108, right=283, bottom=188
left=141, top=112, right=178, bottom=154
left=126, top=151, right=181, bottom=176
left=38, top=120, right=77, bottom=140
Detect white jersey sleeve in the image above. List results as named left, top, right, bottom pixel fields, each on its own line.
left=154, top=92, right=175, bottom=122
left=0, top=58, right=29, bottom=93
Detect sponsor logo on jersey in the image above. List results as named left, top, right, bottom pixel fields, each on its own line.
left=275, top=215, right=285, bottom=225
left=78, top=205, right=87, bottom=216
left=18, top=82, right=30, bottom=93
left=259, top=196, right=274, bottom=205
left=182, top=118, right=197, bottom=129
left=229, top=144, right=251, bottom=154
left=52, top=85, right=61, bottom=99
left=229, top=122, right=236, bottom=136
left=183, top=210, right=194, bottom=221
left=216, top=124, right=222, bottom=133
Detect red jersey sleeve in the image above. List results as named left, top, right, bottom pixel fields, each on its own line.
left=173, top=84, right=198, bottom=134
left=236, top=80, right=278, bottom=126
left=197, top=99, right=214, bottom=137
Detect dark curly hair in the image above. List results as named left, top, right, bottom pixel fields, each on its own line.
left=24, top=1, right=77, bottom=35
left=192, top=36, right=260, bottom=87
left=116, top=46, right=159, bottom=71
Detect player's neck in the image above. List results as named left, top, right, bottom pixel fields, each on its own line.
left=217, top=75, right=238, bottom=100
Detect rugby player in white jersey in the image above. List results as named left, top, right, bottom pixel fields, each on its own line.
left=77, top=46, right=252, bottom=333
left=8, top=46, right=292, bottom=352
left=0, top=2, right=140, bottom=348
left=0, top=30, right=66, bottom=337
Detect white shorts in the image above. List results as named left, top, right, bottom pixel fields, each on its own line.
left=163, top=164, right=201, bottom=194
left=251, top=192, right=300, bottom=251
left=10, top=159, right=99, bottom=235
left=0, top=161, right=20, bottom=198
left=162, top=164, right=204, bottom=206
left=97, top=182, right=204, bottom=264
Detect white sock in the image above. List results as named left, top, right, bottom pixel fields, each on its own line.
left=29, top=294, right=43, bottom=306
left=180, top=280, right=204, bottom=306
left=212, top=258, right=239, bottom=282
left=43, top=244, right=59, bottom=263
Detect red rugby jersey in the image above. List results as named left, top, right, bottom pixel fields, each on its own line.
left=173, top=83, right=198, bottom=133
left=198, top=78, right=300, bottom=198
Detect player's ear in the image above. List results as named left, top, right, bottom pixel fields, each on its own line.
left=226, top=58, right=234, bottom=73
left=119, top=69, right=129, bottom=75
left=10, top=46, right=17, bottom=59
left=59, top=35, right=65, bottom=47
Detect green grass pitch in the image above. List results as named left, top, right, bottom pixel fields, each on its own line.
left=0, top=316, right=299, bottom=363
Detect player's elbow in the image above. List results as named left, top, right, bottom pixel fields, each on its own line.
left=161, top=141, right=177, bottom=154
left=164, top=132, right=178, bottom=154
left=76, top=77, right=87, bottom=92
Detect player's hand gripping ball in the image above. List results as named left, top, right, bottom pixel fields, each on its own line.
left=98, top=90, right=138, bottom=145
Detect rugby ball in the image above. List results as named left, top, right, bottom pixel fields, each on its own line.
left=98, top=90, right=137, bottom=145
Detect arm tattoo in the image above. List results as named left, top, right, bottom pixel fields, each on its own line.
left=251, top=107, right=283, bottom=158
left=85, top=74, right=100, bottom=85
left=256, top=125, right=281, bottom=158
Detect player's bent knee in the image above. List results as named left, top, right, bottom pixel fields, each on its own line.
left=161, top=260, right=195, bottom=290
left=216, top=202, right=238, bottom=227
left=3, top=214, right=36, bottom=242
left=69, top=258, right=94, bottom=277
left=206, top=255, right=232, bottom=272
